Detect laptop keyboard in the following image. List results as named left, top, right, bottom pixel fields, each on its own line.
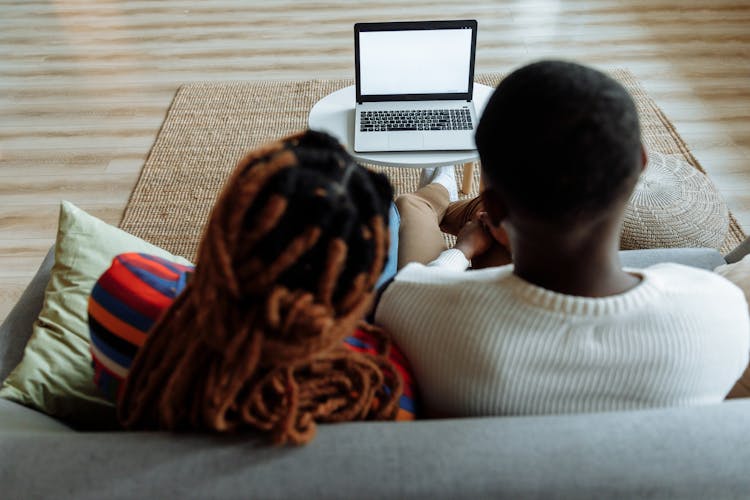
left=360, top=108, right=473, bottom=132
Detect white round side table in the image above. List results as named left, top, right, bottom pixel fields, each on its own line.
left=308, top=83, right=494, bottom=194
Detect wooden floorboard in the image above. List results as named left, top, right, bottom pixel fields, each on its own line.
left=1, top=0, right=749, bottom=321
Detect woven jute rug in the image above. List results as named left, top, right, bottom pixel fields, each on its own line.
left=120, top=72, right=745, bottom=261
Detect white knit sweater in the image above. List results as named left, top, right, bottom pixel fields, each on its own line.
left=375, top=249, right=750, bottom=417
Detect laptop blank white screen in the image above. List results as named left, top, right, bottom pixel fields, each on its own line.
left=358, top=28, right=473, bottom=96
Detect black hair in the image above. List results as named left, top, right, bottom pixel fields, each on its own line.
left=242, top=130, right=393, bottom=304
left=475, top=60, right=642, bottom=221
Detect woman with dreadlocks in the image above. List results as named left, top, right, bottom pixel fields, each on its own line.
left=87, top=130, right=417, bottom=445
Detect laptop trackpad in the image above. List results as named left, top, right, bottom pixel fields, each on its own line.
left=389, top=132, right=423, bottom=151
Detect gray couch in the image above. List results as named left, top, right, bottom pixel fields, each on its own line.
left=2, top=248, right=750, bottom=499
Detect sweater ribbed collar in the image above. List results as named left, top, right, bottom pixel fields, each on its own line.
left=506, top=267, right=662, bottom=316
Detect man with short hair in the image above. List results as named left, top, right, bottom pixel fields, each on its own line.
left=374, top=60, right=750, bottom=418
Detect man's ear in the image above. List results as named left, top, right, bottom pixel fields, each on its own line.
left=481, top=187, right=508, bottom=227
left=640, top=144, right=648, bottom=173
left=480, top=187, right=510, bottom=248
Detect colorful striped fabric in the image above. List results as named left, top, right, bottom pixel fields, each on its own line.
left=88, top=253, right=194, bottom=402
left=344, top=329, right=417, bottom=420
left=88, top=252, right=417, bottom=420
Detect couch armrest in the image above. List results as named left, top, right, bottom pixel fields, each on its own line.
left=0, top=247, right=55, bottom=380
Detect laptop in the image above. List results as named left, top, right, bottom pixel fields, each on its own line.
left=354, top=20, right=479, bottom=153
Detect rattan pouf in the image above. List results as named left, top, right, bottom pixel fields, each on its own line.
left=621, top=151, right=729, bottom=250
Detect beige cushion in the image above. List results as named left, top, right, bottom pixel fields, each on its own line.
left=715, top=255, right=750, bottom=398
left=0, top=201, right=191, bottom=429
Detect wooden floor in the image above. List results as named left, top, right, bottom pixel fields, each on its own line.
left=1, top=0, right=749, bottom=321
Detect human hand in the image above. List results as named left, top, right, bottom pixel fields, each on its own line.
left=454, top=212, right=494, bottom=260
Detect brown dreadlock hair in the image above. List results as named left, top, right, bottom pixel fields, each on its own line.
left=118, top=130, right=403, bottom=445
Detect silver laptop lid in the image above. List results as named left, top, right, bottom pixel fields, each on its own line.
left=354, top=20, right=477, bottom=104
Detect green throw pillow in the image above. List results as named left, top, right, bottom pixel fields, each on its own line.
left=0, top=201, right=191, bottom=429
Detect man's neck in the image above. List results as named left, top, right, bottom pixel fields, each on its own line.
left=513, top=252, right=640, bottom=297
left=508, top=219, right=640, bottom=298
